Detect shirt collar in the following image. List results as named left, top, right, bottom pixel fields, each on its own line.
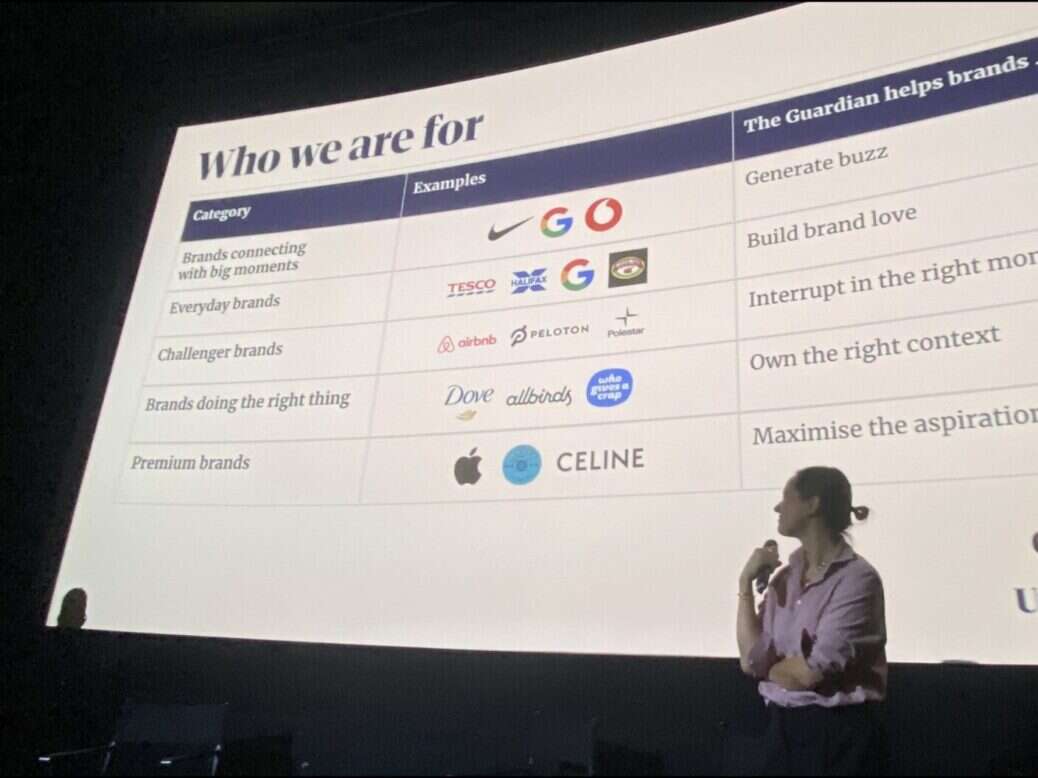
left=789, top=543, right=857, bottom=579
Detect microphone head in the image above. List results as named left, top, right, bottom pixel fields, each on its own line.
left=763, top=539, right=778, bottom=550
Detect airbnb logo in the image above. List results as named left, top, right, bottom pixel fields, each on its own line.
left=437, top=334, right=497, bottom=354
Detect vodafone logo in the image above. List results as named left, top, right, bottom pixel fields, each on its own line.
left=437, top=334, right=497, bottom=354
left=447, top=279, right=496, bottom=298
left=585, top=197, right=623, bottom=232
left=540, top=197, right=624, bottom=238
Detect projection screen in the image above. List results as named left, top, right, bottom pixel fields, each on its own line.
left=49, top=3, right=1038, bottom=663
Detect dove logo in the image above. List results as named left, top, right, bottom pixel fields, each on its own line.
left=445, top=384, right=495, bottom=409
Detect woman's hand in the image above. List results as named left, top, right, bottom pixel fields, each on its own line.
left=739, top=545, right=781, bottom=591
left=767, top=655, right=824, bottom=691
left=737, top=545, right=779, bottom=675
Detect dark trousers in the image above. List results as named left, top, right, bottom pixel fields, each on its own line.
left=762, top=703, right=889, bottom=776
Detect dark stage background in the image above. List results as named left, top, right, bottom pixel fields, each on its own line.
left=3, top=3, right=1036, bottom=774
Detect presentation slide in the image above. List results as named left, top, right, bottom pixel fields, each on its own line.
left=49, top=3, right=1038, bottom=663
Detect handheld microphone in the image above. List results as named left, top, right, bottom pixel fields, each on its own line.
left=755, top=539, right=779, bottom=594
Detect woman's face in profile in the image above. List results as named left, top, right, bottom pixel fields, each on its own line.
left=774, top=477, right=816, bottom=537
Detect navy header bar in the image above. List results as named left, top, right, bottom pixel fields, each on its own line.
left=182, top=36, right=1038, bottom=241
left=182, top=175, right=406, bottom=241
left=181, top=114, right=730, bottom=242
left=735, top=37, right=1038, bottom=159
left=401, top=114, right=731, bottom=217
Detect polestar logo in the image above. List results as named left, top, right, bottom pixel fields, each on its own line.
left=616, top=307, right=638, bottom=327
left=488, top=217, right=532, bottom=241
left=608, top=306, right=645, bottom=339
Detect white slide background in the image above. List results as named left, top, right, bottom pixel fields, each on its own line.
left=49, top=3, right=1038, bottom=663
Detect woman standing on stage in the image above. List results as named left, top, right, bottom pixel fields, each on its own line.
left=737, top=466, right=888, bottom=776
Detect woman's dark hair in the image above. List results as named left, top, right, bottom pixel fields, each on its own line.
left=792, top=466, right=869, bottom=537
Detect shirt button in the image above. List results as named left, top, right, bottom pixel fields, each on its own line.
left=796, top=599, right=802, bottom=606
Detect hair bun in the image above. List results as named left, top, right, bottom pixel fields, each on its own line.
left=851, top=505, right=870, bottom=521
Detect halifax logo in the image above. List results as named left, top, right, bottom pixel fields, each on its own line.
left=512, top=268, right=547, bottom=294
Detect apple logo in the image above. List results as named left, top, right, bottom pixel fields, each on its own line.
left=454, top=447, right=482, bottom=485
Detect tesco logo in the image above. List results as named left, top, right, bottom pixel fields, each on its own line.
left=447, top=279, right=496, bottom=298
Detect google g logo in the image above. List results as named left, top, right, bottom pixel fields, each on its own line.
left=540, top=197, right=623, bottom=238
left=561, top=258, right=594, bottom=291
left=541, top=207, right=573, bottom=238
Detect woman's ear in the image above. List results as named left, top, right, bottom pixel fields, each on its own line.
left=806, top=495, right=821, bottom=517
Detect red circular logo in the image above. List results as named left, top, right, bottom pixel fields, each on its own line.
left=585, top=197, right=623, bottom=232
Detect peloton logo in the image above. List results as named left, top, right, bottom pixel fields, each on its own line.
left=510, top=322, right=591, bottom=347
left=541, top=197, right=624, bottom=238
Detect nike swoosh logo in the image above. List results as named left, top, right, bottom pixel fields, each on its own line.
left=487, top=216, right=532, bottom=241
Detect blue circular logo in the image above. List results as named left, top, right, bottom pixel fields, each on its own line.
left=502, top=445, right=542, bottom=485
left=587, top=368, right=633, bottom=407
